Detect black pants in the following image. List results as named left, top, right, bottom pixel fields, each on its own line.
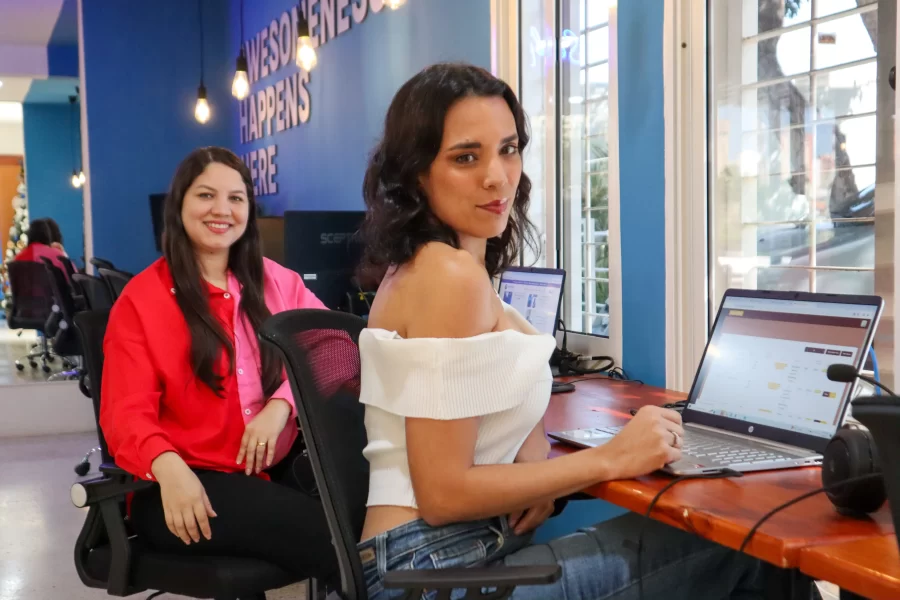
left=130, top=444, right=336, bottom=582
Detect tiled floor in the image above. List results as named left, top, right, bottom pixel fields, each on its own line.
left=0, top=432, right=842, bottom=600
left=0, top=321, right=47, bottom=386
left=0, top=432, right=308, bottom=600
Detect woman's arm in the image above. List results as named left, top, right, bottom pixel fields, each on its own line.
left=100, top=296, right=177, bottom=479
left=403, top=246, right=684, bottom=526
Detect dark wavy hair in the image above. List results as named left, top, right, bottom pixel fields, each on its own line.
left=163, top=147, right=282, bottom=398
left=45, top=218, right=63, bottom=245
left=27, top=219, right=53, bottom=246
left=359, top=62, right=538, bottom=283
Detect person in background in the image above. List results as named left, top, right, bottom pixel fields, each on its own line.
left=99, top=147, right=337, bottom=582
left=354, top=63, right=807, bottom=599
left=44, top=217, right=66, bottom=254
left=14, top=218, right=68, bottom=273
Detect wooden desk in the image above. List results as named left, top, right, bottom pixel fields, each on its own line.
left=799, top=535, right=900, bottom=599
left=547, top=378, right=894, bottom=569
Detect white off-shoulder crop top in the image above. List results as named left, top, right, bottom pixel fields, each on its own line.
left=358, top=303, right=556, bottom=508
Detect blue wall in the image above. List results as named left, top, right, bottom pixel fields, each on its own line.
left=232, top=0, right=490, bottom=215
left=22, top=103, right=85, bottom=261
left=618, top=1, right=667, bottom=386
left=80, top=0, right=234, bottom=274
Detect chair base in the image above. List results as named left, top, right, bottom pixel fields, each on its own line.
left=14, top=337, right=55, bottom=373
left=74, top=447, right=101, bottom=476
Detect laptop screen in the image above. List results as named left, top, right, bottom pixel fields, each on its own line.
left=498, top=268, right=565, bottom=336
left=687, top=294, right=880, bottom=443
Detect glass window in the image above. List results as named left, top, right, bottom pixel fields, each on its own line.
left=519, top=0, right=556, bottom=268
left=519, top=0, right=615, bottom=338
left=562, top=0, right=612, bottom=336
left=709, top=0, right=877, bottom=314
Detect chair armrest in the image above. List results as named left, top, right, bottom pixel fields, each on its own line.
left=383, top=564, right=561, bottom=591
left=99, top=462, right=131, bottom=478
left=70, top=472, right=154, bottom=508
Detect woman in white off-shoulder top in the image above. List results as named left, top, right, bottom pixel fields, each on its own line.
left=353, top=62, right=803, bottom=600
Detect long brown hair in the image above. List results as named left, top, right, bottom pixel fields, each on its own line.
left=162, top=147, right=282, bottom=397
left=359, top=63, right=538, bottom=283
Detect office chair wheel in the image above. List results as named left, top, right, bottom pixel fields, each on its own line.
left=42, top=364, right=51, bottom=374
left=29, top=360, right=37, bottom=369
left=15, top=362, right=24, bottom=371
left=46, top=355, right=55, bottom=363
left=74, top=459, right=90, bottom=476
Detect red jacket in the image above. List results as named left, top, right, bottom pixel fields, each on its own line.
left=100, top=258, right=326, bottom=480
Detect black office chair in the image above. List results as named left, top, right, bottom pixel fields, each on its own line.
left=852, top=395, right=900, bottom=555
left=90, top=257, right=116, bottom=271
left=259, top=309, right=561, bottom=600
left=97, top=267, right=133, bottom=302
left=41, top=258, right=83, bottom=370
left=71, top=310, right=309, bottom=600
left=6, top=261, right=57, bottom=372
left=58, top=255, right=80, bottom=278
left=72, top=273, right=113, bottom=311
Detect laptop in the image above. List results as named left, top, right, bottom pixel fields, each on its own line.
left=498, top=267, right=570, bottom=393
left=498, top=266, right=566, bottom=335
left=549, top=289, right=884, bottom=475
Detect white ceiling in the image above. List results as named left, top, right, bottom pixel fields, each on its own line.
left=0, top=101, right=23, bottom=123
left=0, top=0, right=73, bottom=103
left=0, top=0, right=66, bottom=45
left=0, top=76, right=37, bottom=103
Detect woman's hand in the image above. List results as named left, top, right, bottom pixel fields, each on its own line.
left=50, top=242, right=67, bottom=255
left=508, top=420, right=556, bottom=535
left=599, top=405, right=684, bottom=480
left=150, top=452, right=217, bottom=545
left=236, top=398, right=292, bottom=475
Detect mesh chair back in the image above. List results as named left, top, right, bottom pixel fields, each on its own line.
left=58, top=255, right=79, bottom=278
left=259, top=309, right=369, bottom=600
left=42, top=259, right=83, bottom=357
left=41, top=258, right=78, bottom=323
left=73, top=310, right=112, bottom=463
left=7, top=261, right=55, bottom=329
left=97, top=268, right=132, bottom=301
left=73, top=274, right=113, bottom=311
left=852, top=395, right=900, bottom=556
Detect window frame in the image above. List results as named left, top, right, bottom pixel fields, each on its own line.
left=667, top=0, right=898, bottom=391
left=493, top=0, right=622, bottom=364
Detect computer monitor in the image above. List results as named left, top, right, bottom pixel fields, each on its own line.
left=283, top=210, right=366, bottom=311
left=257, top=216, right=285, bottom=265
left=498, top=267, right=566, bottom=336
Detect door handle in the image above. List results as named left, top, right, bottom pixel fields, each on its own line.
left=890, top=66, right=896, bottom=91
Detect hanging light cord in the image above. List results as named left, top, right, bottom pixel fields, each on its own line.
left=198, top=0, right=205, bottom=85
left=69, top=100, right=75, bottom=173
left=239, top=0, right=244, bottom=50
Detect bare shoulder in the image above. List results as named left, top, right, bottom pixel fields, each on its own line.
left=402, top=243, right=498, bottom=338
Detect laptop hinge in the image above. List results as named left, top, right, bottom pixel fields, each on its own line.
left=685, top=423, right=816, bottom=454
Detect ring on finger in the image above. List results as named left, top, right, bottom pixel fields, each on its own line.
left=671, top=431, right=680, bottom=448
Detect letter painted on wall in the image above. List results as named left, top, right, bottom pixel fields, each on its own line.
left=236, top=0, right=388, bottom=197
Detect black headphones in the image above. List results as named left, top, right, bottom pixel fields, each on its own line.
left=822, top=422, right=886, bottom=516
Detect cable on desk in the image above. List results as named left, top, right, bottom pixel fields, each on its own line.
left=737, top=473, right=883, bottom=554
left=637, top=469, right=743, bottom=600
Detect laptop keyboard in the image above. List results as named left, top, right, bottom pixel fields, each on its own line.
left=581, top=426, right=798, bottom=466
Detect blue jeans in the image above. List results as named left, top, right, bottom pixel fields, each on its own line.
left=358, top=512, right=797, bottom=600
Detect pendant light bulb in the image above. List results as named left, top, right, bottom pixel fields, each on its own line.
left=78, top=170, right=86, bottom=185
left=386, top=0, right=407, bottom=9
left=232, top=50, right=250, bottom=100
left=296, top=35, right=317, bottom=71
left=71, top=171, right=81, bottom=189
left=195, top=84, right=211, bottom=124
